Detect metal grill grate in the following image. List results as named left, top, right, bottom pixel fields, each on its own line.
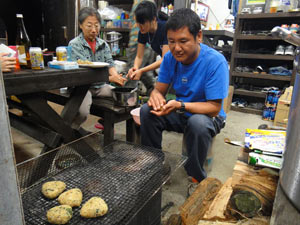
left=17, top=134, right=169, bottom=225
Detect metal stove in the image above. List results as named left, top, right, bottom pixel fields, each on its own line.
left=271, top=26, right=300, bottom=213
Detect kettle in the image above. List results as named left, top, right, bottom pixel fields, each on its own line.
left=105, top=31, right=122, bottom=56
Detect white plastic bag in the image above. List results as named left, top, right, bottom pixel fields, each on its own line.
left=99, top=6, right=123, bottom=20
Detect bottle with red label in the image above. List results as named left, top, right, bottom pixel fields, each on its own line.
left=16, top=14, right=31, bottom=68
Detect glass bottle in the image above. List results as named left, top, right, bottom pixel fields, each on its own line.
left=16, top=14, right=31, bottom=68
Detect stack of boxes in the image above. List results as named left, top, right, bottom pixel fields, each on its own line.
left=263, top=90, right=282, bottom=121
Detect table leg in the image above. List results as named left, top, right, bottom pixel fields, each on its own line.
left=126, top=118, right=141, bottom=144
left=18, top=93, right=95, bottom=150
left=103, top=111, right=114, bottom=146
left=18, top=90, right=100, bottom=185
left=9, top=112, right=62, bottom=149
left=60, top=86, right=89, bottom=125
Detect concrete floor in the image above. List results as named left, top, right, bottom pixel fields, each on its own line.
left=11, top=105, right=272, bottom=223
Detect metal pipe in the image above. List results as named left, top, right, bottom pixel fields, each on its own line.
left=272, top=25, right=300, bottom=213
left=271, top=26, right=300, bottom=47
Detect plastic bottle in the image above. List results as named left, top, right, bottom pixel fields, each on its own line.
left=281, top=0, right=293, bottom=12
left=168, top=4, right=173, bottom=15
left=16, top=14, right=31, bottom=68
left=270, top=0, right=280, bottom=13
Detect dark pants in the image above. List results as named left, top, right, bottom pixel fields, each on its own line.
left=140, top=104, right=225, bottom=182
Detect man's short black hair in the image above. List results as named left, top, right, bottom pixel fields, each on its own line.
left=135, top=1, right=157, bottom=24
left=166, top=8, right=201, bottom=39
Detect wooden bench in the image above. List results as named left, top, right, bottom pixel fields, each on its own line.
left=44, top=90, right=136, bottom=146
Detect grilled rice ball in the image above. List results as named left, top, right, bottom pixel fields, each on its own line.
left=42, top=181, right=66, bottom=199
left=47, top=205, right=72, bottom=224
left=58, top=188, right=83, bottom=207
left=80, top=196, right=108, bottom=218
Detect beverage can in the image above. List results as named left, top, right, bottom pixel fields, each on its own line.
left=29, top=47, right=44, bottom=70
left=56, top=46, right=67, bottom=61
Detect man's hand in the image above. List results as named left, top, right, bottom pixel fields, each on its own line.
left=109, top=73, right=127, bottom=86
left=0, top=53, right=16, bottom=72
left=148, top=89, right=166, bottom=112
left=150, top=99, right=180, bottom=116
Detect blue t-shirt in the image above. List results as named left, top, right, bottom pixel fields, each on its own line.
left=158, top=43, right=229, bottom=118
left=138, top=20, right=168, bottom=56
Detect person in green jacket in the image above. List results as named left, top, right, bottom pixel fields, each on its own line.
left=69, top=7, right=127, bottom=131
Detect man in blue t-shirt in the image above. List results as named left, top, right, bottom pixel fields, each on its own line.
left=140, top=8, right=229, bottom=183
left=127, top=1, right=169, bottom=81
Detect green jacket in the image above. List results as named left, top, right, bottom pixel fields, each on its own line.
left=68, top=32, right=114, bottom=87
left=69, top=32, right=114, bottom=66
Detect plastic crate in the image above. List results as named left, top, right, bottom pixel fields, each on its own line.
left=112, top=19, right=122, bottom=28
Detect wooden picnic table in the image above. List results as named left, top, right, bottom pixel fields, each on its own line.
left=4, top=67, right=108, bottom=154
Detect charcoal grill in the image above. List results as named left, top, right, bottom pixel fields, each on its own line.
left=17, top=133, right=186, bottom=225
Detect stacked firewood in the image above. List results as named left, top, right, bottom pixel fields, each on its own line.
left=166, top=161, right=278, bottom=225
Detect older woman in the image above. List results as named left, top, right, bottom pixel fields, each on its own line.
left=69, top=7, right=127, bottom=131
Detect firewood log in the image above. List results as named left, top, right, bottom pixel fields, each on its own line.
left=198, top=216, right=269, bottom=224
left=180, top=177, right=222, bottom=225
left=166, top=214, right=182, bottom=225
left=203, top=177, right=234, bottom=221
left=228, top=161, right=278, bottom=218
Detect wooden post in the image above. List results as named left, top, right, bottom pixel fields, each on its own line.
left=0, top=68, right=25, bottom=224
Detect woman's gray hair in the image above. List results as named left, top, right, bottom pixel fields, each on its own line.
left=78, top=7, right=101, bottom=24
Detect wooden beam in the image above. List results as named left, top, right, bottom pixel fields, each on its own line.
left=198, top=216, right=269, bottom=224
left=0, top=68, right=25, bottom=224
left=180, top=177, right=222, bottom=225
left=203, top=177, right=234, bottom=221
left=9, top=112, right=62, bottom=148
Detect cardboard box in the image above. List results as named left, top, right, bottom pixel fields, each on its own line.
left=223, top=85, right=234, bottom=114
left=274, top=86, right=293, bottom=128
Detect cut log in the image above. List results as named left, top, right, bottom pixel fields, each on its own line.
left=198, top=221, right=235, bottom=225
left=229, top=161, right=278, bottom=218
left=180, top=177, right=222, bottom=225
left=203, top=177, right=234, bottom=221
left=166, top=214, right=182, bottom=225
left=198, top=216, right=269, bottom=225
left=230, top=189, right=262, bottom=218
